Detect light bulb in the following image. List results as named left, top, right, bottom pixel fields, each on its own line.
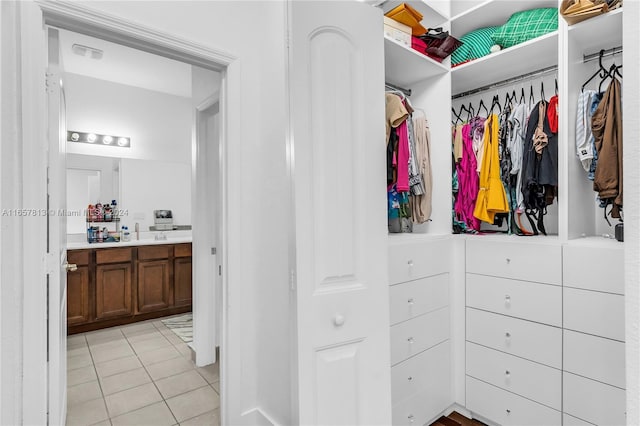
left=103, top=135, right=113, bottom=145
left=117, top=137, right=129, bottom=147
left=87, top=133, right=97, bottom=143
left=70, top=133, right=79, bottom=142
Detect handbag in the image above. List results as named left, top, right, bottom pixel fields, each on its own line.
left=418, top=28, right=463, bottom=63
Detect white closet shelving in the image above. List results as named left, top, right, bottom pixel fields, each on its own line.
left=384, top=36, right=448, bottom=87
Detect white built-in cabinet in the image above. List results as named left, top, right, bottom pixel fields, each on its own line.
left=380, top=1, right=627, bottom=425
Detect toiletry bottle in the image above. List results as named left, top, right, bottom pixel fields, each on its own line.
left=104, top=203, right=112, bottom=222
left=112, top=200, right=118, bottom=219
left=123, top=226, right=130, bottom=242
left=96, top=202, right=103, bottom=221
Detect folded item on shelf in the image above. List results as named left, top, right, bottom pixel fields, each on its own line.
left=560, top=0, right=610, bottom=25
left=385, top=3, right=427, bottom=36
left=417, top=28, right=463, bottom=62
left=492, top=8, right=558, bottom=48
left=451, top=26, right=498, bottom=65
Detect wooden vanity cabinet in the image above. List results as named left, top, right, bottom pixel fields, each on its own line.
left=67, top=243, right=192, bottom=334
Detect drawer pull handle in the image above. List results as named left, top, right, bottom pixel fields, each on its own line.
left=407, top=298, right=414, bottom=305
left=407, top=260, right=414, bottom=267
left=407, top=337, right=414, bottom=344
left=408, top=414, right=415, bottom=422
left=505, top=370, right=511, bottom=377
left=408, top=376, right=413, bottom=381
left=505, top=332, right=511, bottom=338
left=333, top=314, right=345, bottom=327
left=506, top=409, right=511, bottom=415
left=505, top=295, right=511, bottom=307
left=506, top=258, right=511, bottom=264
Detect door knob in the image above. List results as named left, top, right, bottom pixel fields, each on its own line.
left=64, top=263, right=78, bottom=272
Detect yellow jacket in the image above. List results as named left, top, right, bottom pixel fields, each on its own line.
left=474, top=114, right=509, bottom=223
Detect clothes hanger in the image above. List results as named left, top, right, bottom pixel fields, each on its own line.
left=467, top=102, right=475, bottom=120
left=519, top=86, right=526, bottom=104
left=540, top=81, right=546, bottom=102
left=451, top=107, right=463, bottom=124
left=554, top=77, right=558, bottom=96
left=490, top=94, right=502, bottom=114
left=581, top=49, right=608, bottom=92
left=477, top=98, right=489, bottom=117
left=529, top=84, right=535, bottom=108
left=385, top=88, right=405, bottom=100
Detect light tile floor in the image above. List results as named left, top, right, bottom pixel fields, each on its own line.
left=66, top=316, right=220, bottom=426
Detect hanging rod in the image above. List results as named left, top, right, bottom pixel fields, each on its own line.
left=452, top=65, right=557, bottom=100
left=385, top=82, right=412, bottom=97
left=583, top=45, right=622, bottom=63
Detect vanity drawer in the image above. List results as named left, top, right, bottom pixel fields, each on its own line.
left=466, top=274, right=561, bottom=326
left=174, top=243, right=192, bottom=257
left=466, top=376, right=561, bottom=426
left=563, top=287, right=625, bottom=341
left=564, top=329, right=625, bottom=388
left=390, top=307, right=449, bottom=366
left=466, top=240, right=561, bottom=285
left=391, top=340, right=450, bottom=405
left=466, top=342, right=561, bottom=410
left=68, top=249, right=90, bottom=266
left=388, top=239, right=449, bottom=285
left=563, top=245, right=624, bottom=294
left=137, top=245, right=171, bottom=260
left=390, top=274, right=448, bottom=326
left=466, top=308, right=561, bottom=369
left=563, top=372, right=626, bottom=426
left=96, top=248, right=132, bottom=264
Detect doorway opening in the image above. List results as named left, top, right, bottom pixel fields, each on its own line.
left=49, top=25, right=227, bottom=426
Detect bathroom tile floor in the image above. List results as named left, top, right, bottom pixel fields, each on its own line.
left=66, top=315, right=220, bottom=426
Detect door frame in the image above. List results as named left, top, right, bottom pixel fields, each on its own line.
left=22, top=1, right=242, bottom=424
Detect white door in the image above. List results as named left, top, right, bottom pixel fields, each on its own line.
left=46, top=27, right=68, bottom=426
left=288, top=2, right=392, bottom=424
left=193, top=97, right=221, bottom=366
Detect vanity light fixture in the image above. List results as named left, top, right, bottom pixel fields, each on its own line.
left=67, top=131, right=131, bottom=148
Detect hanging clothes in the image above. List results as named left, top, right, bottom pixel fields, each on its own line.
left=453, top=123, right=464, bottom=163
left=411, top=115, right=433, bottom=223
left=470, top=116, right=486, bottom=173
left=575, top=90, right=597, bottom=172
left=386, top=93, right=408, bottom=145
left=592, top=77, right=623, bottom=218
left=588, top=92, right=604, bottom=181
left=474, top=114, right=510, bottom=223
left=454, top=123, right=480, bottom=231
left=508, top=102, right=529, bottom=212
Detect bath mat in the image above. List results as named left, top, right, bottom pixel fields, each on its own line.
left=161, top=313, right=193, bottom=344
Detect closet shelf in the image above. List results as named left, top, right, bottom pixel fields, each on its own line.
left=568, top=8, right=622, bottom=54
left=384, top=36, right=449, bottom=87
left=451, top=31, right=558, bottom=95
left=380, top=0, right=449, bottom=28
left=450, top=0, right=558, bottom=37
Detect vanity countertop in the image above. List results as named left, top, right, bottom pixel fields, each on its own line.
left=67, top=235, right=192, bottom=250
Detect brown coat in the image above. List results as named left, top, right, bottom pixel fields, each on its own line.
left=592, top=78, right=623, bottom=217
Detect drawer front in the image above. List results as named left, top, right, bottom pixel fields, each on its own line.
left=390, top=307, right=449, bottom=366
left=466, top=240, right=561, bottom=285
left=466, top=308, right=561, bottom=368
left=389, top=239, right=449, bottom=285
left=137, top=245, right=171, bottom=260
left=563, top=287, right=625, bottom=341
left=466, top=274, right=561, bottom=326
left=67, top=249, right=90, bottom=266
left=96, top=248, right=132, bottom=264
left=466, top=342, right=561, bottom=410
left=392, top=351, right=452, bottom=426
left=174, top=243, right=192, bottom=257
left=563, top=372, right=626, bottom=426
left=391, top=340, right=450, bottom=406
left=390, top=274, right=448, bottom=326
left=466, top=376, right=561, bottom=426
left=564, top=329, right=625, bottom=389
left=563, top=413, right=595, bottom=426
left=563, top=245, right=624, bottom=294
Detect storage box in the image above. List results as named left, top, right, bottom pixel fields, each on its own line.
left=384, top=3, right=427, bottom=36
left=384, top=16, right=412, bottom=47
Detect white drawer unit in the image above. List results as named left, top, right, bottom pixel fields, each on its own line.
left=466, top=308, right=562, bottom=369
left=389, top=239, right=450, bottom=285
left=563, top=245, right=624, bottom=294
left=466, top=342, right=561, bottom=410
left=466, top=274, right=561, bottom=326
left=466, top=240, right=561, bottom=285
left=563, top=372, right=626, bottom=426
left=392, top=380, right=452, bottom=426
left=564, top=329, right=625, bottom=389
left=563, top=287, right=625, bottom=341
left=390, top=306, right=449, bottom=366
left=389, top=273, right=448, bottom=326
left=391, top=340, right=450, bottom=406
left=466, top=376, right=561, bottom=426
left=563, top=413, right=597, bottom=426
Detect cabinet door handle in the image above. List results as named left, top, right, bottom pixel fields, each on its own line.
left=505, top=332, right=511, bottom=339
left=505, top=370, right=511, bottom=377
left=506, top=258, right=511, bottom=264
left=407, top=298, right=415, bottom=305
left=408, top=414, right=414, bottom=423
left=407, top=376, right=413, bottom=381
left=64, top=263, right=78, bottom=272
left=505, top=294, right=511, bottom=307
left=407, top=337, right=414, bottom=344
left=506, top=409, right=511, bottom=414
left=407, top=260, right=414, bottom=267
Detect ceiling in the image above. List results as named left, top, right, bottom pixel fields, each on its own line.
left=59, top=29, right=193, bottom=98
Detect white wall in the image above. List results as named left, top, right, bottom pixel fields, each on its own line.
left=69, top=2, right=292, bottom=424
left=64, top=72, right=192, bottom=163
left=119, top=158, right=191, bottom=231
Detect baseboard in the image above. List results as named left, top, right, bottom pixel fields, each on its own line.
left=444, top=403, right=473, bottom=419
left=241, top=407, right=280, bottom=426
